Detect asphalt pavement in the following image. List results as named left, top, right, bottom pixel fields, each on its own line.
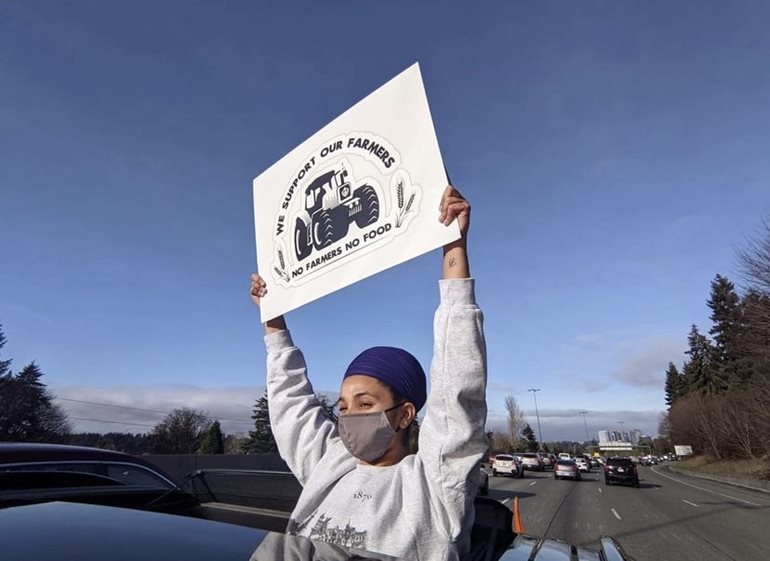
left=487, top=463, right=770, bottom=560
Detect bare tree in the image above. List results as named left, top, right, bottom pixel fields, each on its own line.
left=504, top=395, right=524, bottom=451
left=150, top=408, right=211, bottom=454
left=739, top=220, right=770, bottom=294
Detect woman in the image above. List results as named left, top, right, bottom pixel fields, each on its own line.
left=249, top=185, right=487, bottom=561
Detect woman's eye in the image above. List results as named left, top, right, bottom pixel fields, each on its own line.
left=360, top=403, right=372, bottom=408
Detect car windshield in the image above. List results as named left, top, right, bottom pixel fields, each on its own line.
left=495, top=455, right=513, bottom=461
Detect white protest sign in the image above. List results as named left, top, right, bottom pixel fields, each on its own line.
left=253, top=63, right=459, bottom=321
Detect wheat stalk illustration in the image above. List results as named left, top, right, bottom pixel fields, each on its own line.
left=397, top=181, right=404, bottom=209
left=273, top=247, right=289, bottom=282
left=273, top=266, right=288, bottom=282
left=404, top=193, right=416, bottom=213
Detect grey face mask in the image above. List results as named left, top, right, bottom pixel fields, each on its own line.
left=338, top=403, right=405, bottom=463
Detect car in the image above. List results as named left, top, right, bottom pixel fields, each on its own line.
left=478, top=467, right=490, bottom=495
left=491, top=454, right=523, bottom=478
left=604, top=457, right=640, bottom=487
left=554, top=460, right=581, bottom=481
left=558, top=452, right=571, bottom=460
left=590, top=458, right=601, bottom=469
left=538, top=453, right=556, bottom=469
left=573, top=457, right=590, bottom=472
left=0, top=442, right=198, bottom=513
left=519, top=453, right=544, bottom=471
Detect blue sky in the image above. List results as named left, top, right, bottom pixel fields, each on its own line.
left=1, top=2, right=769, bottom=440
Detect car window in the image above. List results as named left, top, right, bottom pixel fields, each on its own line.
left=0, top=462, right=173, bottom=489
left=494, top=455, right=513, bottom=461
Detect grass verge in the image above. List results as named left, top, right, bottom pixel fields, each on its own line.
left=677, top=455, right=770, bottom=481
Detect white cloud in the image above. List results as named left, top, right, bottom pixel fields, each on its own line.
left=51, top=384, right=333, bottom=436
left=610, top=337, right=685, bottom=388
left=485, top=407, right=663, bottom=442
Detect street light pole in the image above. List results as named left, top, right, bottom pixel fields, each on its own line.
left=528, top=388, right=543, bottom=448
left=578, top=410, right=590, bottom=442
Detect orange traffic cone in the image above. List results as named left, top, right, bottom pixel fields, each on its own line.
left=512, top=496, right=525, bottom=534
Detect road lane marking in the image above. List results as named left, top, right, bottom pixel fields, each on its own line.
left=611, top=508, right=621, bottom=520
left=598, top=488, right=602, bottom=493
left=682, top=499, right=699, bottom=508
left=651, top=466, right=761, bottom=507
left=529, top=481, right=537, bottom=486
left=500, top=498, right=511, bottom=505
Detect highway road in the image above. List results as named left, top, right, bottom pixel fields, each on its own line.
left=486, top=463, right=770, bottom=560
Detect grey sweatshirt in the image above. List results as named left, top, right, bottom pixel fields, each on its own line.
left=264, top=278, right=487, bottom=561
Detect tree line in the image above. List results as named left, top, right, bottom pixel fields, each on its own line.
left=661, top=222, right=770, bottom=460
left=0, top=328, right=342, bottom=455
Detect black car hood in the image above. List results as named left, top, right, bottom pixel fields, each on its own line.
left=0, top=501, right=406, bottom=561
left=0, top=501, right=269, bottom=561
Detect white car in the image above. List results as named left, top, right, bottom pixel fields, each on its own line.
left=492, top=454, right=523, bottom=478
left=558, top=453, right=571, bottom=460
left=574, top=457, right=590, bottom=472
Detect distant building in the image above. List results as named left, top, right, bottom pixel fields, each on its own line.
left=631, top=429, right=642, bottom=446
left=598, top=430, right=610, bottom=444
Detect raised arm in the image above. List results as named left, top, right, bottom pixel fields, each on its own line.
left=250, top=275, right=341, bottom=485
left=418, top=186, right=488, bottom=539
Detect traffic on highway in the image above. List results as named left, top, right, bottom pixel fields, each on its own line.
left=484, top=455, right=770, bottom=561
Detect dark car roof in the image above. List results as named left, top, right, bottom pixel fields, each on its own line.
left=606, top=457, right=634, bottom=465
left=2, top=442, right=140, bottom=462
left=0, top=443, right=179, bottom=484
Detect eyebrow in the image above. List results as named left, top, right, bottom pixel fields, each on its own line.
left=336, top=391, right=379, bottom=404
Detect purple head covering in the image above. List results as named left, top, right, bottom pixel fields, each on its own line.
left=343, top=346, right=427, bottom=412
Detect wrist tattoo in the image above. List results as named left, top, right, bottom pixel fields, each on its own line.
left=448, top=256, right=457, bottom=268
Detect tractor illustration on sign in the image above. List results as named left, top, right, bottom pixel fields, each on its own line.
left=294, top=160, right=380, bottom=261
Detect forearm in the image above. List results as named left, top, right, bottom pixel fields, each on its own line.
left=442, top=240, right=470, bottom=279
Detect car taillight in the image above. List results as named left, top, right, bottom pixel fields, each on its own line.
left=632, top=466, right=638, bottom=476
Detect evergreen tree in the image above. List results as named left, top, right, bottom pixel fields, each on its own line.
left=242, top=391, right=278, bottom=453
left=664, top=362, right=684, bottom=406
left=707, top=274, right=742, bottom=385
left=522, top=423, right=538, bottom=452
left=0, top=361, right=71, bottom=442
left=682, top=325, right=726, bottom=395
left=200, top=420, right=225, bottom=454
left=0, top=324, right=12, bottom=376
left=736, top=290, right=770, bottom=381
